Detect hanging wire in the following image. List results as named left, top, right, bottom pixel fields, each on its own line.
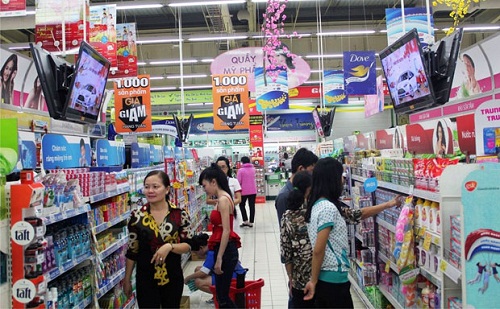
left=316, top=0, right=325, bottom=110
left=178, top=7, right=185, bottom=118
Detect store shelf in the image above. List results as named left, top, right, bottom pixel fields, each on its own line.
left=87, top=183, right=130, bottom=204
left=415, top=225, right=441, bottom=246
left=45, top=251, right=93, bottom=283
left=99, top=236, right=129, bottom=261
left=43, top=204, right=91, bottom=225
left=378, top=252, right=399, bottom=274
left=181, top=252, right=191, bottom=269
left=351, top=174, right=365, bottom=182
left=97, top=268, right=126, bottom=299
left=376, top=217, right=396, bottom=233
left=419, top=267, right=442, bottom=289
left=379, top=284, right=404, bottom=309
left=348, top=274, right=375, bottom=309
left=441, top=258, right=462, bottom=284
left=73, top=295, right=92, bottom=309
left=93, top=210, right=131, bottom=234
left=355, top=232, right=363, bottom=242
left=123, top=295, right=136, bottom=309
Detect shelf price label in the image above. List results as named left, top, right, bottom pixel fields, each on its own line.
left=439, top=259, right=448, bottom=273
left=385, top=262, right=391, bottom=273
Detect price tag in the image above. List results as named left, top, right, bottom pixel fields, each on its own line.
left=385, top=262, right=391, bottom=273
left=423, top=232, right=432, bottom=251
left=409, top=185, right=414, bottom=196
left=440, top=259, right=448, bottom=272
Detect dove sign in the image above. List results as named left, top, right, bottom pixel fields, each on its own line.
left=349, top=54, right=370, bottom=62
left=343, top=51, right=377, bottom=95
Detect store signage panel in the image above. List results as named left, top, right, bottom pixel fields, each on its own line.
left=479, top=34, right=500, bottom=90
left=442, top=96, right=492, bottom=117
left=364, top=75, right=385, bottom=118
left=110, top=22, right=138, bottom=79
left=18, top=131, right=37, bottom=171
left=42, top=134, right=91, bottom=169
left=150, top=145, right=163, bottom=164
left=0, top=0, right=26, bottom=16
left=211, top=74, right=250, bottom=131
left=376, top=128, right=395, bottom=150
left=343, top=51, right=377, bottom=96
left=151, top=119, right=178, bottom=137
left=385, top=7, right=435, bottom=47
left=323, top=70, right=348, bottom=105
left=406, top=119, right=455, bottom=156
left=96, top=140, right=125, bottom=167
left=409, top=107, right=443, bottom=123
left=265, top=113, right=314, bottom=131
left=89, top=4, right=118, bottom=68
left=113, top=75, right=152, bottom=133
left=0, top=119, right=18, bottom=174
left=255, top=67, right=289, bottom=111
left=130, top=142, right=150, bottom=168
left=456, top=114, right=476, bottom=155
left=289, top=86, right=321, bottom=99
left=474, top=99, right=500, bottom=156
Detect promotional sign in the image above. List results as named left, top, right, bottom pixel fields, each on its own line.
left=130, top=142, right=150, bottom=168
left=265, top=113, right=315, bottom=131
left=150, top=145, right=163, bottom=164
left=151, top=119, right=178, bottom=137
left=249, top=105, right=264, bottom=167
left=364, top=177, right=378, bottom=193
left=0, top=118, right=19, bottom=174
left=343, top=135, right=358, bottom=154
left=0, top=0, right=26, bottom=17
left=343, top=51, right=377, bottom=95
left=113, top=75, right=152, bottom=133
left=35, top=0, right=89, bottom=52
left=289, top=86, right=321, bottom=99
left=474, top=100, right=500, bottom=156
left=376, top=128, right=396, bottom=150
left=357, top=132, right=375, bottom=150
left=456, top=114, right=476, bottom=155
left=95, top=140, right=125, bottom=166
left=89, top=4, right=117, bottom=68
left=462, top=167, right=500, bottom=309
left=323, top=70, right=348, bottom=105
left=255, top=67, right=289, bottom=111
left=210, top=46, right=311, bottom=92
left=364, top=75, right=385, bottom=118
left=405, top=119, right=455, bottom=156
left=110, top=23, right=138, bottom=79
left=18, top=131, right=37, bottom=171
left=386, top=7, right=435, bottom=47
left=41, top=134, right=91, bottom=169
left=211, top=74, right=250, bottom=131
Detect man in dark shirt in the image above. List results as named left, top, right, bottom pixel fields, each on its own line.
left=275, top=148, right=318, bottom=224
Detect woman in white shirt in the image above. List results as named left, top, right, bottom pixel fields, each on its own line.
left=206, top=157, right=242, bottom=217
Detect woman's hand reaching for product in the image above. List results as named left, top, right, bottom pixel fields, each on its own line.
left=389, top=195, right=404, bottom=209
left=151, top=243, right=173, bottom=265
left=214, top=258, right=223, bottom=275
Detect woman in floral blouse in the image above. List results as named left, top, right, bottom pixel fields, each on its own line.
left=124, top=170, right=192, bottom=308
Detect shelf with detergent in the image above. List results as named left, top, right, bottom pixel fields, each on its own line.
left=348, top=274, right=375, bottom=309
left=419, top=267, right=442, bottom=289
left=45, top=251, right=93, bottom=283
left=93, top=210, right=131, bottom=234
left=99, top=236, right=129, bottom=261
left=87, top=183, right=130, bottom=204
left=379, top=284, right=404, bottom=309
left=72, top=295, right=92, bottom=309
left=42, top=204, right=91, bottom=225
left=376, top=217, right=396, bottom=233
left=415, top=225, right=441, bottom=247
left=97, top=268, right=126, bottom=299
left=378, top=252, right=400, bottom=274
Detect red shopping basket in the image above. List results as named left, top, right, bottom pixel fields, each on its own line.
left=209, top=278, right=265, bottom=309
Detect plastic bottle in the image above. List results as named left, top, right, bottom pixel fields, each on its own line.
left=434, top=287, right=441, bottom=308
left=46, top=290, right=53, bottom=309
left=421, top=282, right=431, bottom=309
left=429, top=202, right=439, bottom=233
left=415, top=198, right=423, bottom=227
left=435, top=203, right=441, bottom=235
left=51, top=287, right=58, bottom=309
left=422, top=200, right=431, bottom=229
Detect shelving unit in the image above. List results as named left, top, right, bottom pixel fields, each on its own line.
left=379, top=285, right=404, bottom=309
left=348, top=274, right=375, bottom=309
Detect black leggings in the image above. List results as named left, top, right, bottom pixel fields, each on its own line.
left=315, top=280, right=353, bottom=308
left=136, top=276, right=184, bottom=308
left=240, top=194, right=256, bottom=223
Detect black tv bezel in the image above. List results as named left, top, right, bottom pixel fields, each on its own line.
left=320, top=107, right=336, bottom=137
left=64, top=41, right=111, bottom=124
left=380, top=28, right=436, bottom=115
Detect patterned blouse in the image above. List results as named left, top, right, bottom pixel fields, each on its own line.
left=126, top=202, right=192, bottom=286
left=339, top=203, right=362, bottom=225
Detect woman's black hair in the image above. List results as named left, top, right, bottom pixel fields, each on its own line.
left=241, top=156, right=250, bottom=164
left=80, top=138, right=85, bottom=148
left=463, top=53, right=475, bottom=69
left=189, top=233, right=209, bottom=251
left=305, top=157, right=344, bottom=222
left=144, top=170, right=171, bottom=200
left=272, top=43, right=296, bottom=70
left=286, top=171, right=312, bottom=211
left=216, top=156, right=233, bottom=178
left=198, top=163, right=232, bottom=199
left=436, top=121, right=446, bottom=148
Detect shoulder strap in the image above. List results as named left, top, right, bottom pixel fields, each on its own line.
left=219, top=194, right=235, bottom=212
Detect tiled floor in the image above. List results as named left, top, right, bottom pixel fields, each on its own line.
left=183, top=201, right=367, bottom=308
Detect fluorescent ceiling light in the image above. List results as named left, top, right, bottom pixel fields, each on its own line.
left=201, top=59, right=214, bottom=63
left=169, top=0, right=245, bottom=7
left=137, top=62, right=147, bottom=66
left=117, top=4, right=163, bottom=10
left=310, top=70, right=323, bottom=73
left=252, top=33, right=312, bottom=39
left=252, top=0, right=323, bottom=2
left=9, top=45, right=30, bottom=50
left=180, top=85, right=212, bottom=90
left=151, top=87, right=177, bottom=91
left=149, top=59, right=198, bottom=65
left=304, top=80, right=321, bottom=84
left=379, top=29, right=388, bottom=33
left=463, top=26, right=500, bottom=31
left=137, top=38, right=182, bottom=44
left=149, top=76, right=165, bottom=80
left=167, top=74, right=208, bottom=79
left=305, top=54, right=343, bottom=59
left=188, top=35, right=248, bottom=42
left=317, top=30, right=376, bottom=36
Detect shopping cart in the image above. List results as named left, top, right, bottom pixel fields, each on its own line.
left=209, top=278, right=265, bottom=309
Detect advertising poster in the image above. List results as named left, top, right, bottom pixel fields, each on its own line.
left=89, top=4, right=117, bottom=69
left=18, top=131, right=37, bottom=171
left=249, top=105, right=264, bottom=167
left=41, top=134, right=91, bottom=169
left=113, top=75, right=152, bottom=133
left=110, top=23, right=138, bottom=79
left=474, top=100, right=500, bottom=156
left=211, top=74, right=250, bottom=131
left=289, top=85, right=321, bottom=99
left=405, top=118, right=456, bottom=156
left=376, top=128, right=396, bottom=150
left=480, top=35, right=500, bottom=90
left=130, top=142, right=150, bottom=168
left=35, top=0, right=89, bottom=52
left=323, top=70, right=348, bottom=105
left=95, top=140, right=125, bottom=167
left=264, top=113, right=314, bottom=131
left=343, top=135, right=358, bottom=154
left=462, top=166, right=500, bottom=308
left=343, top=51, right=377, bottom=95
left=210, top=46, right=311, bottom=92
left=0, top=118, right=18, bottom=174
left=150, top=145, right=163, bottom=164
left=456, top=114, right=476, bottom=155
left=385, top=7, right=435, bottom=47
left=364, top=75, right=385, bottom=118
left=0, top=0, right=25, bottom=17
left=255, top=67, right=289, bottom=111
left=151, top=119, right=178, bottom=137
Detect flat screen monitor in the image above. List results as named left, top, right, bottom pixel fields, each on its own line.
left=64, top=41, right=111, bottom=124
left=380, top=28, right=435, bottom=114
left=29, top=43, right=74, bottom=120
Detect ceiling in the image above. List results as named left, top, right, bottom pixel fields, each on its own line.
left=1, top=0, right=500, bottom=113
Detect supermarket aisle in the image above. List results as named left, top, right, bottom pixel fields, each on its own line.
left=184, top=201, right=367, bottom=308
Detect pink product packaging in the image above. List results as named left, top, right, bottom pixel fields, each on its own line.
left=450, top=238, right=461, bottom=255
left=449, top=251, right=461, bottom=269
left=448, top=297, right=462, bottom=309
left=451, top=227, right=461, bottom=241
left=450, top=215, right=461, bottom=229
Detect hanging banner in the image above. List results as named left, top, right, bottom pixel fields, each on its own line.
left=110, top=23, right=138, bottom=79
left=95, top=140, right=125, bottom=167
left=386, top=7, right=435, bottom=47
left=35, top=0, right=89, bottom=52
left=323, top=70, right=348, bottom=105
left=89, top=4, right=117, bottom=69
left=249, top=104, right=264, bottom=167
left=343, top=51, right=377, bottom=96
left=113, top=75, right=152, bottom=133
left=474, top=100, right=500, bottom=156
left=211, top=74, right=250, bottom=131
left=364, top=75, right=385, bottom=118
left=41, top=134, right=91, bottom=169
left=255, top=67, right=289, bottom=111
left=130, top=142, right=150, bottom=168
left=0, top=0, right=26, bottom=17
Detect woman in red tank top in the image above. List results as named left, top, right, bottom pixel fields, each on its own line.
left=199, top=164, right=241, bottom=308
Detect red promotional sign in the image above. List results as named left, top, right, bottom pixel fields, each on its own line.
left=288, top=86, right=321, bottom=99
left=406, top=123, right=434, bottom=154
left=406, top=120, right=454, bottom=155
left=356, top=134, right=368, bottom=150
left=110, top=23, right=138, bottom=79
left=456, top=114, right=476, bottom=155
left=0, top=0, right=26, bottom=16
left=249, top=103, right=264, bottom=167
left=376, top=129, right=394, bottom=150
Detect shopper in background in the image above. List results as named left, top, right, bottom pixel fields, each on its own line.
left=303, top=158, right=402, bottom=308
left=275, top=148, right=318, bottom=224
left=124, top=170, right=192, bottom=308
left=237, top=156, right=257, bottom=227
left=283, top=152, right=292, bottom=171
left=199, top=164, right=241, bottom=308
left=280, top=171, right=315, bottom=308
left=207, top=156, right=242, bottom=219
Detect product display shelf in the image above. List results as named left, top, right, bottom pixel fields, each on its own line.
left=378, top=252, right=400, bottom=274
left=122, top=295, right=136, bottom=309
left=419, top=266, right=442, bottom=289
left=379, top=284, right=404, bottom=309
left=96, top=268, right=126, bottom=299
left=45, top=251, right=93, bottom=283
left=348, top=274, right=375, bottom=309
left=72, top=295, right=92, bottom=309
left=440, top=258, right=461, bottom=284
left=93, top=210, right=131, bottom=235
left=87, top=183, right=130, bottom=204
left=98, top=236, right=129, bottom=261
left=376, top=217, right=396, bottom=233
left=415, top=225, right=441, bottom=246
left=42, top=204, right=92, bottom=225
